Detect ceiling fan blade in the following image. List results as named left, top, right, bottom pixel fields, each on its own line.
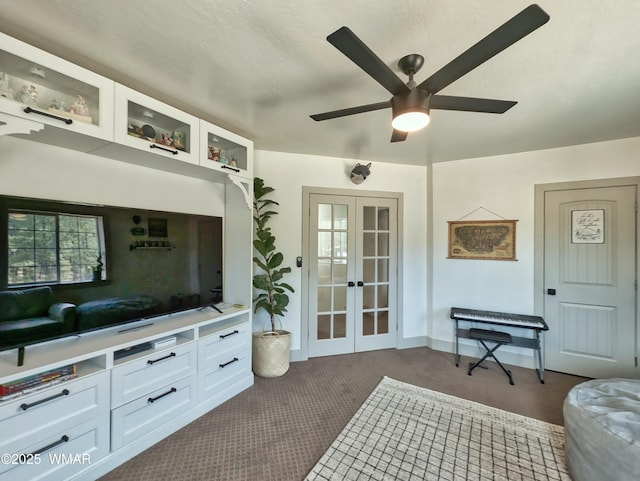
left=390, top=130, right=408, bottom=143
left=327, top=27, right=410, bottom=95
left=310, top=100, right=391, bottom=121
left=418, top=4, right=550, bottom=94
left=430, top=95, right=517, bottom=113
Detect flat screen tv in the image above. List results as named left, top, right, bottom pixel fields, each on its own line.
left=0, top=194, right=223, bottom=365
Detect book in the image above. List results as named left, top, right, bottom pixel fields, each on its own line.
left=0, top=364, right=77, bottom=396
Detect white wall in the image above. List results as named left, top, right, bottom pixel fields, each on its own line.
left=0, top=136, right=225, bottom=216
left=430, top=136, right=640, bottom=366
left=254, top=150, right=428, bottom=356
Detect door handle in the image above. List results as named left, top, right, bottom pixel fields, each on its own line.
left=547, top=288, right=556, bottom=295
left=348, top=281, right=355, bottom=287
left=357, top=281, right=364, bottom=287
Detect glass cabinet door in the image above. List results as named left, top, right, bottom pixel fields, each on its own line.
left=0, top=32, right=114, bottom=140
left=114, top=83, right=199, bottom=166
left=199, top=120, right=253, bottom=179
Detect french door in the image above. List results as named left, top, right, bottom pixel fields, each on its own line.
left=308, top=194, right=397, bottom=357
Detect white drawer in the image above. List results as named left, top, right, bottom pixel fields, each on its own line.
left=0, top=371, right=109, bottom=455
left=111, top=373, right=197, bottom=451
left=0, top=414, right=109, bottom=481
left=111, top=341, right=197, bottom=407
left=200, top=354, right=251, bottom=400
left=199, top=322, right=250, bottom=365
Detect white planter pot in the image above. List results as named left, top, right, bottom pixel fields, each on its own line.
left=252, top=330, right=291, bottom=378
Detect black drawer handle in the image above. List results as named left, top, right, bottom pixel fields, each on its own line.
left=148, top=387, right=177, bottom=403
left=221, top=165, right=240, bottom=173
left=220, top=330, right=239, bottom=339
left=20, top=389, right=70, bottom=411
left=147, top=352, right=176, bottom=365
left=220, top=357, right=239, bottom=368
left=24, top=106, right=73, bottom=125
left=31, top=435, right=70, bottom=455
left=150, top=144, right=179, bottom=155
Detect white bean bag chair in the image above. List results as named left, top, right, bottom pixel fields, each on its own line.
left=563, top=378, right=640, bottom=481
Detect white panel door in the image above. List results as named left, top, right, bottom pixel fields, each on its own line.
left=544, top=186, right=637, bottom=378
left=308, top=194, right=397, bottom=357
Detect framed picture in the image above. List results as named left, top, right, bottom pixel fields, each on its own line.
left=571, top=209, right=604, bottom=244
left=448, top=219, right=517, bottom=260
left=148, top=218, right=168, bottom=237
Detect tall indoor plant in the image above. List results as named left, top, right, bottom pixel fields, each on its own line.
left=252, top=177, right=294, bottom=377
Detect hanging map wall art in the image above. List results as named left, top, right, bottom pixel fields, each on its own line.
left=448, top=220, right=517, bottom=260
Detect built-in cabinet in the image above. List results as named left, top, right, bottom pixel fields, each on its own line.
left=0, top=32, right=255, bottom=481
left=0, top=308, right=253, bottom=481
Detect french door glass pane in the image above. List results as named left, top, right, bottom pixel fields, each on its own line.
left=377, top=285, right=388, bottom=308
left=334, top=314, right=347, bottom=338
left=378, top=208, right=389, bottom=230
left=363, top=233, right=375, bottom=256
left=318, top=259, right=331, bottom=285
left=333, top=204, right=348, bottom=229
left=378, top=311, right=389, bottom=334
left=363, top=312, right=375, bottom=335
left=377, top=259, right=388, bottom=282
left=318, top=232, right=331, bottom=257
left=334, top=232, right=347, bottom=257
left=318, top=204, right=332, bottom=229
left=363, top=259, right=375, bottom=283
left=334, top=286, right=347, bottom=310
left=318, top=315, right=331, bottom=339
left=317, top=287, right=331, bottom=312
left=333, top=260, right=347, bottom=283
left=377, top=233, right=389, bottom=256
left=363, top=206, right=376, bottom=230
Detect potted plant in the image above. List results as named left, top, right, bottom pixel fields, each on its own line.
left=92, top=254, right=103, bottom=281
left=252, top=177, right=294, bottom=377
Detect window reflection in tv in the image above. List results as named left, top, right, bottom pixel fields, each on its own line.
left=0, top=195, right=223, bottom=354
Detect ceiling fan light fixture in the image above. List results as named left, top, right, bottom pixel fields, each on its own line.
left=391, top=89, right=431, bottom=132
left=392, top=111, right=430, bottom=132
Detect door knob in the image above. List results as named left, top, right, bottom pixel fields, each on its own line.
left=547, top=288, right=556, bottom=295
left=357, top=281, right=364, bottom=287
left=348, top=281, right=355, bottom=287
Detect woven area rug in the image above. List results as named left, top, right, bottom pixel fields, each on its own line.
left=305, top=377, right=570, bottom=481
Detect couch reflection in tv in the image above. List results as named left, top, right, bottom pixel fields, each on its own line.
left=0, top=286, right=161, bottom=365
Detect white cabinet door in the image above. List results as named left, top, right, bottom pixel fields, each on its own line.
left=0, top=32, right=114, bottom=141
left=199, top=120, right=253, bottom=179
left=114, top=83, right=200, bottom=166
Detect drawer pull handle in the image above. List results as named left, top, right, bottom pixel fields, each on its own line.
left=221, top=165, right=240, bottom=173
left=23, top=106, right=73, bottom=125
left=148, top=387, right=177, bottom=403
left=220, top=357, right=239, bottom=368
left=147, top=352, right=176, bottom=365
left=31, top=435, right=70, bottom=455
left=220, top=330, right=239, bottom=339
left=20, top=389, right=70, bottom=411
left=150, top=144, right=179, bottom=155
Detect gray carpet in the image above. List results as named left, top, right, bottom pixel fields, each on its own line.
left=305, top=377, right=569, bottom=481
left=99, top=347, right=587, bottom=481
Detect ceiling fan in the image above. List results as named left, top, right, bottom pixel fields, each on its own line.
left=310, top=4, right=550, bottom=143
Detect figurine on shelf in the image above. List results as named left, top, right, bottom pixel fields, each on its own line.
left=229, top=157, right=238, bottom=168
left=69, top=95, right=89, bottom=116
left=29, top=85, right=38, bottom=106
left=0, top=72, right=11, bottom=99
left=160, top=132, right=174, bottom=146
left=18, top=85, right=32, bottom=104
left=208, top=146, right=221, bottom=161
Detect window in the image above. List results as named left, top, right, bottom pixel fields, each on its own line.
left=7, top=210, right=105, bottom=286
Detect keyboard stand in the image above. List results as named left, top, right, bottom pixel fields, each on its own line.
left=467, top=328, right=514, bottom=385
left=453, top=317, right=545, bottom=384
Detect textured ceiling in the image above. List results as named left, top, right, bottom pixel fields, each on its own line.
left=0, top=0, right=638, bottom=166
